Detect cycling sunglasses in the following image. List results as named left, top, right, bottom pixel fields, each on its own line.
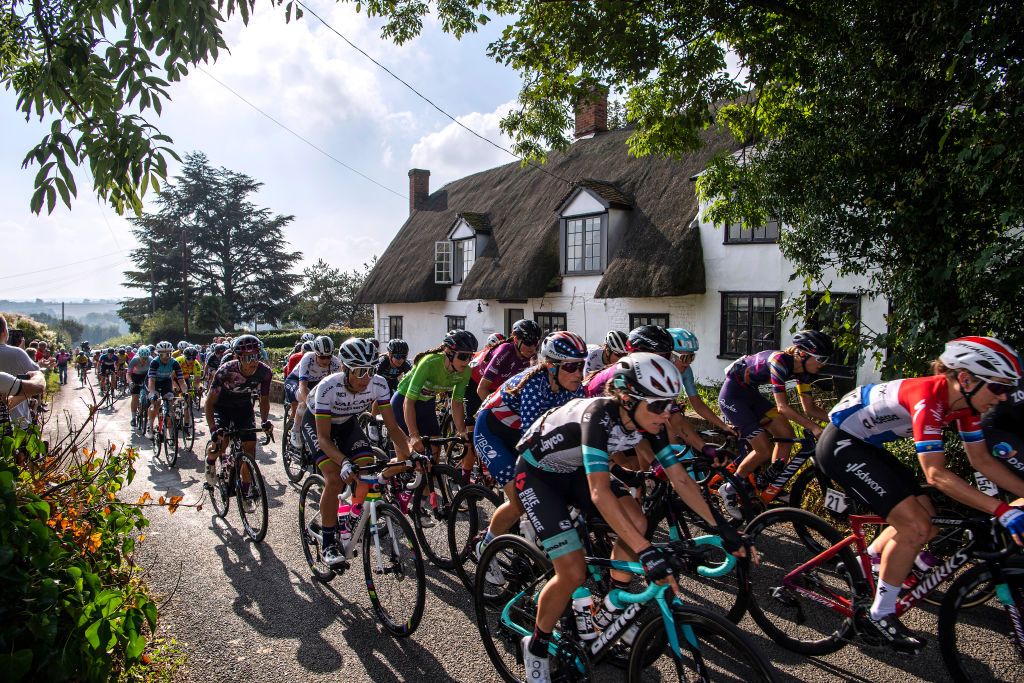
left=349, top=366, right=376, bottom=378
left=238, top=353, right=259, bottom=363
left=453, top=351, right=474, bottom=361
left=392, top=355, right=407, bottom=361
left=316, top=353, right=333, bottom=360
left=984, top=380, right=1013, bottom=397
left=634, top=396, right=674, bottom=414
left=557, top=361, right=585, bottom=374
left=672, top=352, right=695, bottom=364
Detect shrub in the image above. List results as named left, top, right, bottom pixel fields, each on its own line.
left=2, top=312, right=56, bottom=346
left=255, top=327, right=373, bottom=349
left=100, top=333, right=144, bottom=348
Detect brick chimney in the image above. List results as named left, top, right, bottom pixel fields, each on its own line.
left=574, top=86, right=608, bottom=140
left=408, top=168, right=430, bottom=214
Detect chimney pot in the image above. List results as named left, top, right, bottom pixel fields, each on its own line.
left=408, top=168, right=430, bottom=215
left=574, top=86, right=608, bottom=140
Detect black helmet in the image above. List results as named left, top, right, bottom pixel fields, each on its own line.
left=627, top=325, right=674, bottom=355
left=232, top=334, right=261, bottom=356
left=387, top=339, right=409, bottom=356
left=443, top=329, right=478, bottom=353
left=214, top=343, right=228, bottom=353
left=792, top=330, right=834, bottom=359
left=512, top=319, right=542, bottom=345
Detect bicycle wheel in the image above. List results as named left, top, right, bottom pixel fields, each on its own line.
left=298, top=474, right=335, bottom=582
left=182, top=411, right=195, bottom=452
left=449, top=483, right=503, bottom=591
left=938, top=561, right=1024, bottom=683
left=362, top=502, right=425, bottom=637
left=154, top=418, right=164, bottom=458
left=628, top=605, right=777, bottom=682
left=282, top=440, right=305, bottom=484
left=745, top=507, right=863, bottom=656
left=411, top=463, right=459, bottom=569
left=236, top=452, right=269, bottom=542
left=474, top=534, right=553, bottom=683
left=168, top=420, right=179, bottom=469
left=210, top=455, right=231, bottom=519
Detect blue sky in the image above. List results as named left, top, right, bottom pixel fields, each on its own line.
left=0, top=1, right=523, bottom=301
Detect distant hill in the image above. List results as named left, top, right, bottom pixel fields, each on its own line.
left=0, top=300, right=128, bottom=340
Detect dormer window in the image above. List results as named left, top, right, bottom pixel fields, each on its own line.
left=556, top=180, right=632, bottom=276
left=435, top=213, right=489, bottom=285
left=725, top=219, right=780, bottom=244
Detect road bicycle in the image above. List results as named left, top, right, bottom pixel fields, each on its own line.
left=280, top=393, right=306, bottom=484
left=298, top=451, right=427, bottom=637
left=99, top=372, right=116, bottom=409
left=173, top=393, right=195, bottom=454
left=134, top=390, right=151, bottom=438
left=207, top=428, right=273, bottom=543
left=398, top=434, right=467, bottom=569
left=76, top=363, right=88, bottom=386
left=153, top=395, right=181, bottom=467
left=743, top=504, right=1019, bottom=679
left=474, top=523, right=776, bottom=682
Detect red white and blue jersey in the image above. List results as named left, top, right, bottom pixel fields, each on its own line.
left=828, top=375, right=984, bottom=455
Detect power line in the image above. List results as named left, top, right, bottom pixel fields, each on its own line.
left=0, top=250, right=127, bottom=281
left=196, top=66, right=407, bottom=200
left=3, top=258, right=133, bottom=296
left=295, top=0, right=574, bottom=187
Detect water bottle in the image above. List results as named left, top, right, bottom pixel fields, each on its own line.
left=593, top=593, right=621, bottom=630
left=337, top=497, right=353, bottom=541
left=519, top=518, right=537, bottom=546
left=571, top=587, right=597, bottom=641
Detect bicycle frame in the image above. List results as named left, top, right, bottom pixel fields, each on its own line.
left=705, top=436, right=815, bottom=506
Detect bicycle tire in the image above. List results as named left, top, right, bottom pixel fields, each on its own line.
left=210, top=453, right=231, bottom=519
left=745, top=507, right=863, bottom=656
left=938, top=561, right=1024, bottom=683
left=411, top=462, right=458, bottom=569
left=699, top=469, right=762, bottom=530
left=154, top=419, right=164, bottom=458
left=182, top=410, right=195, bottom=452
left=362, top=501, right=426, bottom=637
left=628, top=605, right=778, bottom=682
left=298, top=474, right=336, bottom=582
left=168, top=420, right=179, bottom=469
left=236, top=452, right=269, bottom=542
left=448, top=483, right=502, bottom=591
left=282, top=441, right=305, bottom=484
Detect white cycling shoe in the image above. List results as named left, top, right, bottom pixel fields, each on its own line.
left=717, top=482, right=743, bottom=520
left=521, top=636, right=551, bottom=683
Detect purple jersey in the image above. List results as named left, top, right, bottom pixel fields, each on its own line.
left=481, top=344, right=531, bottom=385
left=583, top=365, right=617, bottom=398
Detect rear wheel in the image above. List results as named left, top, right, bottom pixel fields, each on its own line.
left=236, top=452, right=269, bottom=542
left=363, top=502, right=425, bottom=637
left=168, top=419, right=179, bottom=468
left=449, top=484, right=503, bottom=591
left=181, top=410, right=196, bottom=452
left=210, top=455, right=231, bottom=519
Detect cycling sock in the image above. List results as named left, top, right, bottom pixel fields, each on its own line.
left=870, top=579, right=901, bottom=620
left=482, top=530, right=495, bottom=546
left=528, top=627, right=551, bottom=658
left=322, top=525, right=337, bottom=547
left=612, top=577, right=631, bottom=590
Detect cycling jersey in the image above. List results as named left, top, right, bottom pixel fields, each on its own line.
left=147, top=357, right=184, bottom=382
left=127, top=356, right=149, bottom=376
left=482, top=368, right=584, bottom=432
left=209, top=360, right=272, bottom=408
left=309, top=373, right=391, bottom=424
left=296, top=352, right=341, bottom=385
left=283, top=351, right=304, bottom=378
left=374, top=354, right=411, bottom=392
left=206, top=353, right=224, bottom=373
left=469, top=345, right=501, bottom=384
left=479, top=343, right=531, bottom=386
left=584, top=363, right=698, bottom=401
left=74, top=354, right=89, bottom=366
left=828, top=375, right=984, bottom=455
left=179, top=359, right=203, bottom=377
left=726, top=350, right=814, bottom=395
left=97, top=352, right=118, bottom=370
left=583, top=345, right=608, bottom=376
left=518, top=397, right=676, bottom=475
left=397, top=353, right=470, bottom=402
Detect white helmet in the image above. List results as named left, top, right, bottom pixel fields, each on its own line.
left=612, top=352, right=682, bottom=399
left=604, top=330, right=629, bottom=355
left=155, top=341, right=174, bottom=353
left=312, top=335, right=335, bottom=356
left=940, top=336, right=1021, bottom=383
left=338, top=338, right=377, bottom=368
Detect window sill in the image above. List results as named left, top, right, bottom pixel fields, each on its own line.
left=562, top=271, right=605, bottom=277
left=722, top=240, right=779, bottom=246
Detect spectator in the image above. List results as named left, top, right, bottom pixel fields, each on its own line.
left=0, top=369, right=47, bottom=434
left=55, top=347, right=71, bottom=385
left=0, top=316, right=43, bottom=427
left=7, top=328, right=25, bottom=349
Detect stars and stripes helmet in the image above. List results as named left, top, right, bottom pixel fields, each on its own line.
left=540, top=331, right=587, bottom=362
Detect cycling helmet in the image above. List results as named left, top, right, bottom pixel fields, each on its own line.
left=137, top=347, right=151, bottom=359
left=300, top=341, right=314, bottom=353
left=511, top=319, right=542, bottom=345
left=486, top=332, right=506, bottom=347
left=612, top=353, right=682, bottom=399
left=177, top=341, right=188, bottom=351
left=792, top=330, right=834, bottom=359
left=667, top=328, right=699, bottom=354
left=184, top=347, right=198, bottom=360
left=232, top=334, right=261, bottom=356
left=540, top=331, right=588, bottom=362
left=312, top=335, right=335, bottom=356
left=627, top=325, right=674, bottom=355
left=338, top=338, right=377, bottom=368
left=300, top=332, right=316, bottom=343
left=155, top=341, right=173, bottom=354
left=214, top=343, right=228, bottom=353
left=604, top=330, right=629, bottom=355
left=387, top=338, right=409, bottom=356
left=940, top=336, right=1022, bottom=383
left=367, top=337, right=380, bottom=351
left=443, top=329, right=478, bottom=354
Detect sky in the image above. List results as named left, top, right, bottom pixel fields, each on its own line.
left=0, top=1, right=524, bottom=302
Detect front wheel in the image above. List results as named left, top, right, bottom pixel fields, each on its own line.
left=628, top=605, right=778, bottom=682
left=449, top=484, right=503, bottom=591
left=210, top=454, right=231, bottom=519
left=282, top=440, right=306, bottom=484
left=168, top=419, right=179, bottom=468
left=362, top=502, right=425, bottom=637
left=298, top=474, right=335, bottom=582
left=411, top=463, right=458, bottom=569
left=938, top=562, right=1024, bottom=682
left=236, top=452, right=269, bottom=542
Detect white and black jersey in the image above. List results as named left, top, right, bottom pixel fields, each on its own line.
left=308, top=372, right=392, bottom=424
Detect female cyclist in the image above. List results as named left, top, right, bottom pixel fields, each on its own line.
left=288, top=336, right=341, bottom=449
left=582, top=329, right=628, bottom=375
left=515, top=352, right=749, bottom=682
left=817, top=336, right=1024, bottom=651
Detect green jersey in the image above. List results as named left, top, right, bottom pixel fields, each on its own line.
left=397, top=353, right=471, bottom=402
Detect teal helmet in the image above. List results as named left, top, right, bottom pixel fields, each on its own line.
left=667, top=328, right=699, bottom=354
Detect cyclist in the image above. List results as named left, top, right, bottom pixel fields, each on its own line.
left=665, top=327, right=738, bottom=448
left=204, top=335, right=274, bottom=489
left=584, top=325, right=674, bottom=396
left=816, top=336, right=1024, bottom=652
left=282, top=340, right=314, bottom=424
left=716, top=330, right=832, bottom=518
left=391, top=330, right=477, bottom=461
left=74, top=349, right=90, bottom=382
left=473, top=331, right=588, bottom=565
left=982, top=376, right=1024, bottom=499
left=179, top=346, right=203, bottom=414
left=146, top=342, right=188, bottom=434
left=288, top=336, right=341, bottom=449
left=515, top=353, right=750, bottom=681
left=127, top=346, right=151, bottom=427
left=374, top=338, right=412, bottom=393
left=301, top=338, right=410, bottom=566
left=96, top=347, right=119, bottom=396
left=204, top=343, right=228, bottom=389
left=172, top=340, right=189, bottom=361
left=583, top=329, right=628, bottom=375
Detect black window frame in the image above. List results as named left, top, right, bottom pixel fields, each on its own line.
left=561, top=212, right=607, bottom=275
left=535, top=312, right=568, bottom=337
left=629, top=313, right=669, bottom=329
left=387, top=316, right=403, bottom=342
left=723, top=219, right=780, bottom=244
left=504, top=308, right=525, bottom=337
left=446, top=315, right=467, bottom=332
left=719, top=292, right=783, bottom=359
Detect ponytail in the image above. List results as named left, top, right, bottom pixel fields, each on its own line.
left=506, top=362, right=552, bottom=396
left=412, top=344, right=447, bottom=367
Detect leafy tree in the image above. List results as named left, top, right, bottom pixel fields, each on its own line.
left=290, top=258, right=375, bottom=328
left=191, top=295, right=233, bottom=333
left=346, top=0, right=1024, bottom=374
left=139, top=308, right=185, bottom=344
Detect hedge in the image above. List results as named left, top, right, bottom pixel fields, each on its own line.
left=256, top=327, right=373, bottom=349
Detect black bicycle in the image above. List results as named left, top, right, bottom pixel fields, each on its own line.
left=207, top=428, right=273, bottom=542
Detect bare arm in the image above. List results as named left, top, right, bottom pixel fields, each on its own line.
left=920, top=450, right=1005, bottom=515
left=688, top=395, right=736, bottom=434
left=476, top=377, right=494, bottom=401
left=965, top=441, right=1024, bottom=502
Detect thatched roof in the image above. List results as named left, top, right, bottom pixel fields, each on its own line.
left=356, top=125, right=737, bottom=304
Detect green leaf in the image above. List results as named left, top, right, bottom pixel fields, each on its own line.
left=0, top=649, right=32, bottom=681
left=84, top=619, right=103, bottom=649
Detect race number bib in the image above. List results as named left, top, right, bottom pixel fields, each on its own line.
left=974, top=472, right=999, bottom=497
left=825, top=487, right=849, bottom=514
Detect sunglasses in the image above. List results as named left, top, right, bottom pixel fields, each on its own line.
left=454, top=351, right=474, bottom=361
left=349, top=366, right=375, bottom=378
left=673, top=352, right=695, bottom=364
left=392, top=355, right=407, bottom=361
left=557, top=361, right=585, bottom=374
left=238, top=353, right=259, bottom=363
left=634, top=397, right=674, bottom=414
left=984, top=380, right=1013, bottom=397
left=519, top=339, right=539, bottom=348
left=316, top=353, right=333, bottom=360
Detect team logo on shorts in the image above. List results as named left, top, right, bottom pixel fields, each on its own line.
left=515, top=472, right=526, bottom=491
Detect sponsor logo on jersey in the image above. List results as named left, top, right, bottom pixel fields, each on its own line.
left=861, top=413, right=900, bottom=430
left=844, top=461, right=888, bottom=496
left=540, top=432, right=565, bottom=451
left=912, top=399, right=926, bottom=423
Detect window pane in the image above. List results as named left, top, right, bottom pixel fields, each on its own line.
left=379, top=317, right=390, bottom=343
left=390, top=317, right=403, bottom=340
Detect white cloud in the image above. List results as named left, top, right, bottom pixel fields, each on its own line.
left=408, top=100, right=518, bottom=188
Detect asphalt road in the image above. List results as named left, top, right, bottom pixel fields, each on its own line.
left=49, top=380, right=981, bottom=683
